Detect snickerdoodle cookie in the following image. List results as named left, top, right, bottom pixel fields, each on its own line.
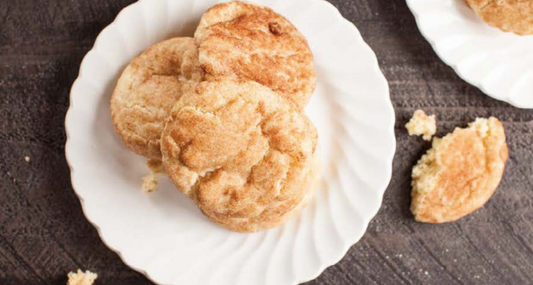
left=111, top=37, right=201, bottom=159
left=161, top=79, right=319, bottom=232
left=194, top=1, right=316, bottom=109
left=411, top=117, right=508, bottom=223
left=465, top=0, right=533, bottom=35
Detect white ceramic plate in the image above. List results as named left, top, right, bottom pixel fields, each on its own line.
left=65, top=0, right=395, bottom=284
left=406, top=0, right=533, bottom=108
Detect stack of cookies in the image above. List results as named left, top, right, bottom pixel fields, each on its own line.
left=110, top=1, right=319, bottom=232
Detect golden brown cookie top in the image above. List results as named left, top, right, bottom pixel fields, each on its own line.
left=111, top=37, right=201, bottom=159
left=411, top=117, right=508, bottom=223
left=161, top=79, right=318, bottom=232
left=194, top=1, right=316, bottom=109
left=465, top=0, right=533, bottom=35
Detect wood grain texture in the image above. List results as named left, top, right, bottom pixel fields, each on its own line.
left=0, top=0, right=532, bottom=284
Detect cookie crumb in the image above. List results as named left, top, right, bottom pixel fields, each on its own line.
left=67, top=270, right=97, bottom=285
left=24, top=156, right=30, bottom=162
left=405, top=110, right=436, bottom=141
left=142, top=173, right=158, bottom=193
left=146, top=158, right=163, bottom=173
left=142, top=159, right=163, bottom=193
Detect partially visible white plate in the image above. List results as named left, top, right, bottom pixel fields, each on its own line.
left=65, top=0, right=396, bottom=284
left=406, top=0, right=533, bottom=108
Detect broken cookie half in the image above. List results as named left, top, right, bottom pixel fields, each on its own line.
left=411, top=117, right=508, bottom=223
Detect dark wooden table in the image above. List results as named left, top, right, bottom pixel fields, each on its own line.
left=1, top=0, right=532, bottom=284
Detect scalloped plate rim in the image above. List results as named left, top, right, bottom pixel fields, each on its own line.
left=405, top=0, right=533, bottom=109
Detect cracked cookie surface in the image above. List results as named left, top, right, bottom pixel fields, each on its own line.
left=194, top=1, right=316, bottom=109
left=161, top=79, right=319, bottom=232
left=411, top=117, right=508, bottom=223
left=465, top=0, right=533, bottom=35
left=111, top=37, right=201, bottom=159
